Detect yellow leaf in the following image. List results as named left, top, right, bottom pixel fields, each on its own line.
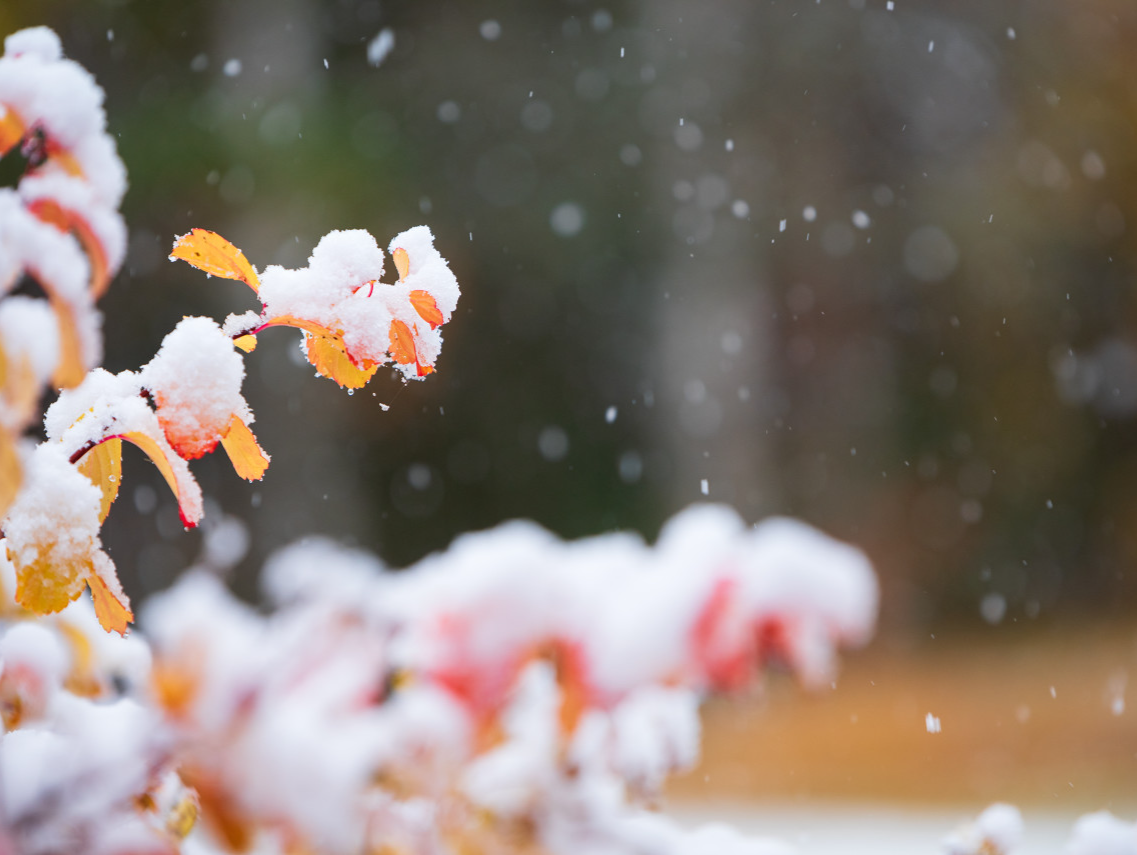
left=12, top=544, right=93, bottom=615
left=88, top=572, right=132, bottom=636
left=76, top=437, right=121, bottom=524
left=0, top=430, right=21, bottom=520
left=233, top=334, right=257, bottom=353
left=392, top=246, right=410, bottom=282
left=170, top=229, right=260, bottom=292
left=220, top=415, right=270, bottom=481
left=306, top=333, right=378, bottom=389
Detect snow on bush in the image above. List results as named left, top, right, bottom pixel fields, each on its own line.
left=0, top=505, right=877, bottom=854
left=942, top=803, right=1023, bottom=855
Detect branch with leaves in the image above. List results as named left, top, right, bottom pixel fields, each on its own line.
left=0, top=27, right=459, bottom=635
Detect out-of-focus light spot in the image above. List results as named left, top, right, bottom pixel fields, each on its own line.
left=618, top=451, right=643, bottom=483
left=550, top=202, right=585, bottom=237
left=219, top=165, right=255, bottom=205
left=538, top=426, right=569, bottom=461
left=520, top=100, right=553, bottom=132
left=674, top=122, right=703, bottom=152
left=437, top=100, right=461, bottom=123
left=1082, top=150, right=1106, bottom=180
left=904, top=225, right=958, bottom=282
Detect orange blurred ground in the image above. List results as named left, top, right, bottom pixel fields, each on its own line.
left=669, top=622, right=1137, bottom=813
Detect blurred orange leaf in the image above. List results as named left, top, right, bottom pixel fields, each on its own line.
left=88, top=572, right=132, bottom=636
left=22, top=280, right=88, bottom=388
left=151, top=656, right=200, bottom=720
left=0, top=107, right=24, bottom=156
left=76, top=437, right=121, bottom=524
left=410, top=290, right=443, bottom=329
left=170, top=229, right=260, bottom=293
left=28, top=198, right=112, bottom=297
left=0, top=346, right=39, bottom=432
left=220, top=415, right=269, bottom=481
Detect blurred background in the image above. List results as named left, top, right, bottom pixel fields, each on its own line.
left=6, top=0, right=1137, bottom=823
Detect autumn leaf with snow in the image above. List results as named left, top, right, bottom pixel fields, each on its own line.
left=171, top=226, right=460, bottom=389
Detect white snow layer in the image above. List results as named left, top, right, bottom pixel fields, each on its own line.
left=128, top=503, right=877, bottom=854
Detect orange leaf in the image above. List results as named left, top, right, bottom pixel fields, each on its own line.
left=170, top=229, right=260, bottom=292
left=410, top=290, right=444, bottom=329
left=116, top=432, right=202, bottom=528
left=233, top=334, right=257, bottom=353
left=388, top=319, right=417, bottom=365
left=392, top=246, right=410, bottom=282
left=88, top=573, right=132, bottom=636
left=306, top=334, right=378, bottom=390
left=76, top=437, right=121, bottom=524
left=220, top=415, right=269, bottom=481
left=0, top=107, right=24, bottom=156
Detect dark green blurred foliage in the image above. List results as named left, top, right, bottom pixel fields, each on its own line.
left=5, top=0, right=1137, bottom=635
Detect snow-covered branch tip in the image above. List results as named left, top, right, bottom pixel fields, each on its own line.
left=172, top=225, right=459, bottom=388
